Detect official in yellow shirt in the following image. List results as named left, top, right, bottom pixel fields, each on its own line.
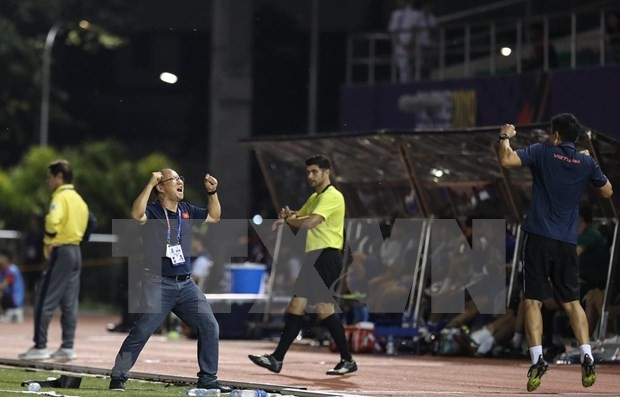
left=248, top=154, right=357, bottom=376
left=19, top=160, right=89, bottom=362
left=44, top=179, right=89, bottom=249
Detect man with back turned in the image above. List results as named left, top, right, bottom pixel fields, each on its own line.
left=498, top=113, right=613, bottom=392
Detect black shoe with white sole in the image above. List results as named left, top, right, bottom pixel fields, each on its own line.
left=248, top=354, right=283, bottom=373
left=326, top=359, right=358, bottom=375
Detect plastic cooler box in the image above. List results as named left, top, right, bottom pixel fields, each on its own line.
left=226, top=263, right=267, bottom=294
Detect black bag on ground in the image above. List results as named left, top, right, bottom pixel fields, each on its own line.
left=22, top=375, right=83, bottom=388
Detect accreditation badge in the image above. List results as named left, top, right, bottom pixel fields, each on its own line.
left=166, top=244, right=185, bottom=265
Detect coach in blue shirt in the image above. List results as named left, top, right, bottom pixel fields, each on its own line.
left=109, top=168, right=230, bottom=393
left=499, top=113, right=612, bottom=392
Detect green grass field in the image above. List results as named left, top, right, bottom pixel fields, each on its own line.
left=0, top=367, right=209, bottom=396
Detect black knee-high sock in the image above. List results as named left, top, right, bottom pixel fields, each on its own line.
left=272, top=313, right=304, bottom=361
left=322, top=314, right=352, bottom=361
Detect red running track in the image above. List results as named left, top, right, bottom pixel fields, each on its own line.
left=2, top=312, right=620, bottom=396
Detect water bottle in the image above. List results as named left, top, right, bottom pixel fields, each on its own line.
left=185, top=388, right=221, bottom=396
left=386, top=335, right=395, bottom=355
left=28, top=383, right=41, bottom=392
left=230, top=389, right=268, bottom=397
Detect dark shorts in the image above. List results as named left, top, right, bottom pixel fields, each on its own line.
left=522, top=233, right=580, bottom=302
left=292, top=248, right=343, bottom=305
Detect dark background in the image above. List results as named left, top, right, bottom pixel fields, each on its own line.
left=16, top=0, right=611, bottom=217
left=46, top=0, right=604, bottom=151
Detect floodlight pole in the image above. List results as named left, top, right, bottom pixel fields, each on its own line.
left=40, top=23, right=61, bottom=147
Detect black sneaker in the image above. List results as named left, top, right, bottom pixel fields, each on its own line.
left=326, top=359, right=358, bottom=375
left=197, top=381, right=232, bottom=393
left=109, top=378, right=125, bottom=392
left=526, top=355, right=548, bottom=392
left=248, top=354, right=282, bottom=373
left=581, top=353, right=596, bottom=387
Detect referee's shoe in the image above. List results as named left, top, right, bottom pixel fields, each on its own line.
left=248, top=354, right=282, bottom=373
left=526, top=355, right=548, bottom=392
left=326, top=359, right=357, bottom=375
left=581, top=354, right=596, bottom=387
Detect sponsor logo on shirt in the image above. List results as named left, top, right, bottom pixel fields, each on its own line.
left=553, top=153, right=581, bottom=164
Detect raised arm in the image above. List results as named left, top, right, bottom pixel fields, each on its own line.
left=498, top=124, right=522, bottom=168
left=204, top=173, right=221, bottom=223
left=131, top=172, right=162, bottom=224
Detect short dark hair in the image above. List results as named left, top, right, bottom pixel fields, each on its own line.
left=48, top=159, right=73, bottom=183
left=305, top=154, right=331, bottom=170
left=551, top=113, right=584, bottom=143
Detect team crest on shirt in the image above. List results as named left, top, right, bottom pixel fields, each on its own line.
left=50, top=204, right=58, bottom=211
left=182, top=212, right=189, bottom=219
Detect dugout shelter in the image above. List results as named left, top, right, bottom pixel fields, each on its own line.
left=244, top=123, right=620, bottom=362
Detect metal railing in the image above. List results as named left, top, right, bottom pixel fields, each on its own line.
left=346, top=6, right=620, bottom=84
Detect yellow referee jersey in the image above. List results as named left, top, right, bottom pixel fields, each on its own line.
left=44, top=184, right=89, bottom=246
left=297, top=185, right=345, bottom=252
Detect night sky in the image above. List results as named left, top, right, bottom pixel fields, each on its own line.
left=47, top=0, right=599, bottom=153
left=43, top=0, right=385, bottom=216
left=49, top=0, right=386, bottom=155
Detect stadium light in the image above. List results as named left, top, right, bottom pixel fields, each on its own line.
left=159, top=72, right=179, bottom=84
left=252, top=214, right=263, bottom=225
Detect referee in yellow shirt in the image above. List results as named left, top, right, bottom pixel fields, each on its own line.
left=19, top=159, right=89, bottom=361
left=249, top=154, right=357, bottom=375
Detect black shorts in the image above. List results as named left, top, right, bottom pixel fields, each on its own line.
left=292, top=248, right=343, bottom=305
left=521, top=233, right=580, bottom=302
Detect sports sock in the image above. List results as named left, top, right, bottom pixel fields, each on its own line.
left=272, top=313, right=304, bottom=361
left=477, top=335, right=495, bottom=355
left=322, top=314, right=352, bottom=361
left=579, top=344, right=593, bottom=364
left=529, top=345, right=543, bottom=365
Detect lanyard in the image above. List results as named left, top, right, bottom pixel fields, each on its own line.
left=161, top=203, right=182, bottom=245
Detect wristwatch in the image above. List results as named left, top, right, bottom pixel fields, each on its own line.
left=498, top=133, right=510, bottom=141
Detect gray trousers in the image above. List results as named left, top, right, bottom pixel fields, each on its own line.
left=34, top=245, right=82, bottom=349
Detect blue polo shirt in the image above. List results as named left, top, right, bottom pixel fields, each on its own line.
left=517, top=142, right=608, bottom=244
left=143, top=200, right=208, bottom=276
